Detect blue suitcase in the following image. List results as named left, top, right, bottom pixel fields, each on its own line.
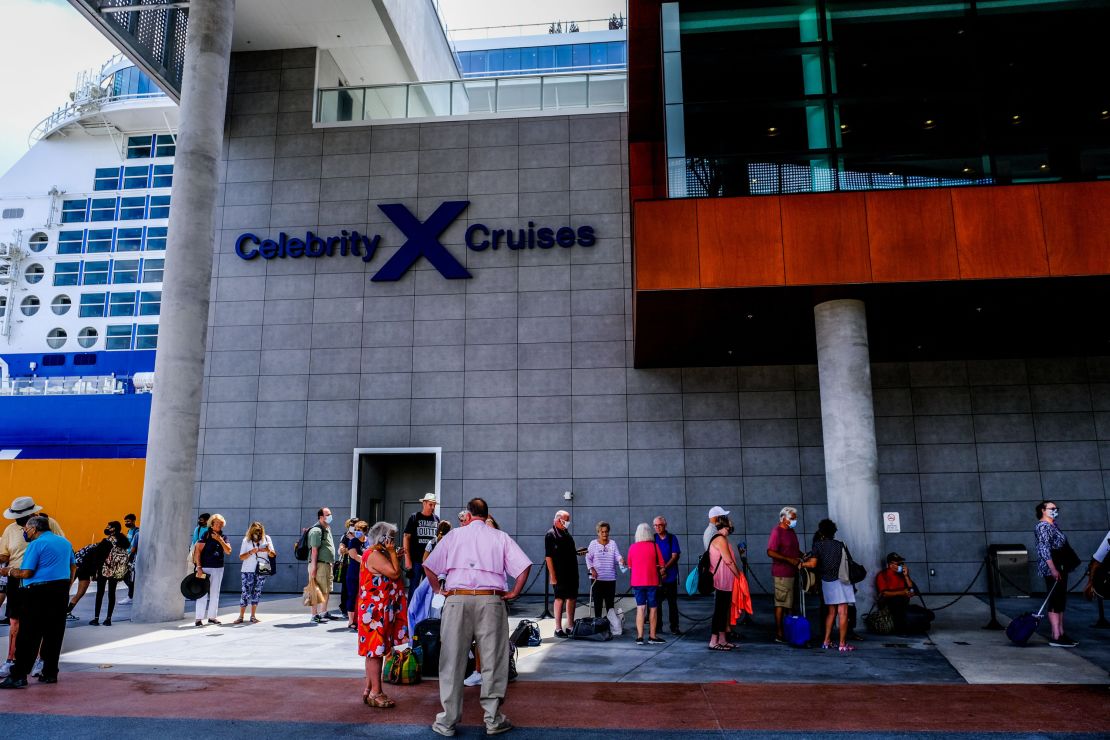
left=1006, top=581, right=1057, bottom=646
left=784, top=578, right=811, bottom=647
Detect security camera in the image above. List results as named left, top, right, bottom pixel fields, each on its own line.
left=563, top=491, right=573, bottom=501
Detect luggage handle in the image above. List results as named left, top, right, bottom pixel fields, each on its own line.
left=1033, top=579, right=1060, bottom=619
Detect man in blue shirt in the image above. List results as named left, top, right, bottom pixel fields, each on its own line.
left=653, top=516, right=682, bottom=636
left=0, top=516, right=75, bottom=688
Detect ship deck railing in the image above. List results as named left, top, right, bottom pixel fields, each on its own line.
left=0, top=376, right=126, bottom=396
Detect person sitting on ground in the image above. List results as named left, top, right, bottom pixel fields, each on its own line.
left=90, top=521, right=130, bottom=626
left=235, top=521, right=275, bottom=624
left=875, top=552, right=918, bottom=634
left=586, top=521, right=624, bottom=619
left=627, top=522, right=666, bottom=646
left=354, top=521, right=408, bottom=709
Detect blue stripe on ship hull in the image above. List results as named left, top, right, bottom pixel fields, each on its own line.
left=1, top=394, right=151, bottom=459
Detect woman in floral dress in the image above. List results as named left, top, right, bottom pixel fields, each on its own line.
left=355, top=520, right=408, bottom=708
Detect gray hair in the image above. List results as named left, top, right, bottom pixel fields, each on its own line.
left=26, top=515, right=50, bottom=533
left=634, top=522, right=653, bottom=543
left=368, top=521, right=397, bottom=545
left=555, top=510, right=570, bottom=524
left=779, top=506, right=797, bottom=521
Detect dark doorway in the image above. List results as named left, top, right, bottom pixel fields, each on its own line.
left=353, top=449, right=440, bottom=533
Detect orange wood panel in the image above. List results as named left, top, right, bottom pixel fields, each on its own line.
left=696, top=197, right=784, bottom=287
left=781, top=193, right=871, bottom=285
left=866, top=189, right=960, bottom=282
left=951, top=186, right=1049, bottom=279
left=1039, top=182, right=1110, bottom=276
left=634, top=199, right=700, bottom=290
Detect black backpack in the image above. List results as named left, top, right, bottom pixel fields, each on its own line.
left=413, top=618, right=441, bottom=676
left=293, top=523, right=324, bottom=561
left=696, top=534, right=723, bottom=596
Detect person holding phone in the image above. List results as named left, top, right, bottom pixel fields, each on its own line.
left=192, top=514, right=232, bottom=626
left=354, top=521, right=408, bottom=708
left=339, top=520, right=370, bottom=629
left=234, top=521, right=275, bottom=624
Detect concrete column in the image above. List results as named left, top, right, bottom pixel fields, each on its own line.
left=132, top=0, right=235, bottom=623
left=814, top=299, right=882, bottom=614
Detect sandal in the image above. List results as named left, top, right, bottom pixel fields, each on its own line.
left=232, top=618, right=244, bottom=624
left=364, top=692, right=395, bottom=708
left=708, top=643, right=732, bottom=651
left=838, top=645, right=855, bottom=652
left=250, top=617, right=260, bottom=624
left=821, top=642, right=832, bottom=650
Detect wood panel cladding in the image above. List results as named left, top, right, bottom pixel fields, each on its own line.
left=634, top=182, right=1110, bottom=291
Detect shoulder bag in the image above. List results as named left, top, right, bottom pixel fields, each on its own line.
left=255, top=537, right=274, bottom=576
left=1050, top=540, right=1081, bottom=573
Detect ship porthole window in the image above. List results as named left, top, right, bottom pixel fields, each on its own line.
left=51, top=294, right=72, bottom=315
left=20, top=296, right=39, bottom=316
left=47, top=328, right=67, bottom=349
left=78, top=327, right=98, bottom=349
left=25, top=263, right=44, bottom=284
left=28, top=233, right=48, bottom=252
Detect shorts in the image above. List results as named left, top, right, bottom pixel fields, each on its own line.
left=633, top=586, right=658, bottom=608
left=821, top=579, right=856, bottom=606
left=313, top=562, right=333, bottom=598
left=76, top=561, right=99, bottom=582
left=553, top=573, right=578, bottom=600
left=774, top=576, right=795, bottom=609
left=4, top=578, right=24, bottom=619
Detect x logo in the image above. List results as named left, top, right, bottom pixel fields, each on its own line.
left=371, top=201, right=471, bottom=281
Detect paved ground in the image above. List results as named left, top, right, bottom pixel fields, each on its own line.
left=0, top=585, right=1106, bottom=737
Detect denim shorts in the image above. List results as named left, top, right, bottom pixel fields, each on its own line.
left=633, top=586, right=658, bottom=608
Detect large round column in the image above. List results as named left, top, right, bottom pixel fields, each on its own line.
left=132, top=0, right=236, bottom=623
left=815, top=299, right=881, bottom=614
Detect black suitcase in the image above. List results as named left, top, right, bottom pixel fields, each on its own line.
left=571, top=616, right=612, bottom=641
left=413, top=618, right=442, bottom=676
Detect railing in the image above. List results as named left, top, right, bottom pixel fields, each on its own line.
left=317, top=71, right=626, bottom=125
left=0, top=376, right=126, bottom=396
left=29, top=91, right=167, bottom=146
left=446, top=17, right=626, bottom=40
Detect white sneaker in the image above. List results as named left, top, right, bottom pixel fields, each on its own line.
left=31, top=659, right=44, bottom=677
left=463, top=670, right=482, bottom=687
left=119, top=597, right=132, bottom=605
left=0, top=660, right=12, bottom=678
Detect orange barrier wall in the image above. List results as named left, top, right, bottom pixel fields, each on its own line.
left=0, top=459, right=145, bottom=550
left=634, top=182, right=1110, bottom=290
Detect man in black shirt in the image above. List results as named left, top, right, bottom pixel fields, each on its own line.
left=403, top=493, right=440, bottom=598
left=544, top=510, right=579, bottom=638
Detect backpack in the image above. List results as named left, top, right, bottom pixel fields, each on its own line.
left=102, top=546, right=130, bottom=580
left=293, top=523, right=324, bottom=561
left=74, top=543, right=97, bottom=568
left=696, top=534, right=723, bottom=596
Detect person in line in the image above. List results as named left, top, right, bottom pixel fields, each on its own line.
left=810, top=518, right=855, bottom=652
left=192, top=513, right=232, bottom=627
left=409, top=521, right=453, bottom=630
left=0, top=515, right=75, bottom=688
left=653, top=516, right=682, bottom=635
left=1035, top=500, right=1078, bottom=647
left=1083, top=528, right=1110, bottom=601
left=703, top=506, right=730, bottom=551
left=0, top=497, right=65, bottom=679
left=403, top=493, right=440, bottom=599
left=545, top=509, right=578, bottom=639
left=339, top=520, right=370, bottom=629
left=67, top=532, right=113, bottom=620
left=767, top=506, right=803, bottom=644
left=191, top=513, right=210, bottom=546
left=627, top=522, right=666, bottom=645
left=427, top=520, right=452, bottom=558
left=235, top=521, right=275, bottom=624
left=586, top=521, right=623, bottom=619
left=708, top=515, right=742, bottom=651
left=307, top=507, right=340, bottom=623
left=119, top=513, right=139, bottom=605
left=354, top=521, right=407, bottom=709
left=875, top=552, right=917, bottom=634
left=423, top=497, right=530, bottom=737
left=90, top=521, right=130, bottom=626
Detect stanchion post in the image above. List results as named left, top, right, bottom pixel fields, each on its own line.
left=1093, top=596, right=1110, bottom=629
left=983, top=553, right=1003, bottom=630
left=538, top=566, right=553, bottom=619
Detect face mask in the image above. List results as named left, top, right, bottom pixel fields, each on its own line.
left=787, top=519, right=798, bottom=529
left=325, top=514, right=334, bottom=524
left=104, top=527, right=113, bottom=535
left=125, top=523, right=134, bottom=530
left=22, top=531, right=31, bottom=542
left=347, top=527, right=356, bottom=535
left=1047, top=509, right=1059, bottom=520
left=896, top=565, right=904, bottom=574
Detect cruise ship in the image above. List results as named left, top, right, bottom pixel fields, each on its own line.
left=0, top=54, right=177, bottom=540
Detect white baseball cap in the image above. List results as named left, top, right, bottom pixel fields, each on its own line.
left=708, top=506, right=730, bottom=518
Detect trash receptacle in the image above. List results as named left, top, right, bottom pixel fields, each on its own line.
left=988, top=544, right=1029, bottom=598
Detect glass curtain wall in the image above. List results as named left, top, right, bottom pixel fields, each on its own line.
left=668, top=0, right=1110, bottom=197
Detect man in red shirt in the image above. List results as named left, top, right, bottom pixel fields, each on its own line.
left=876, top=552, right=917, bottom=633
left=766, top=506, right=803, bottom=644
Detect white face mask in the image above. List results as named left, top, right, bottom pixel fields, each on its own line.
left=325, top=514, right=333, bottom=524
left=1046, top=509, right=1059, bottom=520
left=787, top=519, right=798, bottom=529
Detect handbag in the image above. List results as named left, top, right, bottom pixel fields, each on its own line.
left=839, top=544, right=867, bottom=585
left=254, top=538, right=273, bottom=576
left=864, top=604, right=895, bottom=635
left=1050, top=541, right=1081, bottom=573
left=605, top=606, right=625, bottom=636
left=384, top=647, right=421, bottom=685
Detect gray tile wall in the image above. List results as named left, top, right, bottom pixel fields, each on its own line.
left=201, top=49, right=1110, bottom=595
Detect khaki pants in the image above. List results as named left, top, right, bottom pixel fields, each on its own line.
left=307, top=562, right=331, bottom=608
left=435, top=594, right=509, bottom=732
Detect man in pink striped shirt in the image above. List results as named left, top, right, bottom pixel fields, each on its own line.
left=423, top=497, right=531, bottom=737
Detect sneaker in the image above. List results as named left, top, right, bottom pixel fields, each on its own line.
left=648, top=636, right=666, bottom=645
left=773, top=636, right=786, bottom=644
left=1049, top=636, right=1078, bottom=647
left=0, top=676, right=27, bottom=689
left=30, top=659, right=43, bottom=678
left=463, top=670, right=483, bottom=687
left=118, top=597, right=131, bottom=605
left=37, top=675, right=57, bottom=684
left=88, top=619, right=99, bottom=626
left=553, top=629, right=568, bottom=639
left=670, top=628, right=684, bottom=636
left=486, top=718, right=514, bottom=735
left=103, top=619, right=112, bottom=626
left=635, top=637, right=644, bottom=645
left=323, top=612, right=343, bottom=621
left=194, top=620, right=204, bottom=627
left=312, top=615, right=324, bottom=624
left=66, top=614, right=78, bottom=622
left=0, top=660, right=13, bottom=678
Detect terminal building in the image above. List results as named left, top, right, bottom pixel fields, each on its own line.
left=63, top=0, right=1110, bottom=610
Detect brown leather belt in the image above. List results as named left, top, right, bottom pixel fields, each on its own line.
left=445, top=589, right=504, bottom=596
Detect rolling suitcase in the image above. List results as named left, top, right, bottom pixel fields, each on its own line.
left=1005, top=581, right=1057, bottom=646
left=413, top=618, right=442, bottom=675
left=783, top=576, right=812, bottom=647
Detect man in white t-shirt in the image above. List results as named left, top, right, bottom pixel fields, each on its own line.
left=1083, top=529, right=1110, bottom=600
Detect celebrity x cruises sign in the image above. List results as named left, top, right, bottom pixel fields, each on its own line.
left=234, top=200, right=595, bottom=282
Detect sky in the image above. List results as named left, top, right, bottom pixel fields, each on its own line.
left=0, top=0, right=625, bottom=177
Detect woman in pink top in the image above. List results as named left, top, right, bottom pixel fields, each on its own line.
left=626, top=522, right=667, bottom=645
left=708, top=516, right=742, bottom=651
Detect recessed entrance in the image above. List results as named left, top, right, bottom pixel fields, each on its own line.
left=350, top=447, right=441, bottom=532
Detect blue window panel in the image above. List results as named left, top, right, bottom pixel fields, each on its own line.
left=112, top=259, right=140, bottom=284
left=109, top=291, right=137, bottom=316
left=79, top=293, right=107, bottom=318
left=139, top=290, right=161, bottom=316
left=123, top=165, right=149, bottom=189
left=85, top=229, right=114, bottom=253
left=503, top=48, right=521, bottom=72
left=61, top=199, right=87, bottom=224
left=538, top=46, right=555, bottom=73
left=106, top=324, right=133, bottom=350
left=154, top=134, right=176, bottom=157
left=555, top=45, right=572, bottom=70
left=119, top=196, right=146, bottom=220
left=471, top=51, right=487, bottom=75
left=572, top=44, right=590, bottom=70
left=135, top=324, right=158, bottom=350
left=116, top=227, right=143, bottom=252
left=141, top=258, right=165, bottom=283
left=608, top=42, right=626, bottom=66
left=89, top=198, right=116, bottom=222
left=145, top=226, right=167, bottom=251
left=126, top=135, right=152, bottom=159
left=152, top=164, right=173, bottom=188
left=58, top=231, right=84, bottom=255
left=94, top=167, right=121, bottom=191
left=590, top=43, right=608, bottom=68
left=488, top=49, right=504, bottom=74
left=82, top=261, right=110, bottom=286
left=149, top=195, right=171, bottom=219
left=53, top=263, right=80, bottom=287
left=520, top=47, right=538, bottom=71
